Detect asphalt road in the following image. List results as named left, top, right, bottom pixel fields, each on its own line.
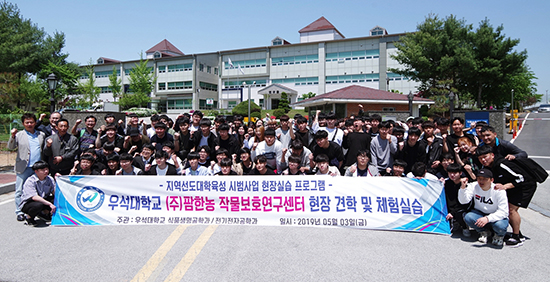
left=512, top=112, right=550, bottom=215
left=1, top=114, right=550, bottom=282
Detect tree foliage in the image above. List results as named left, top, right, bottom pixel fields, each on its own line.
left=76, top=60, right=100, bottom=108
left=117, top=54, right=155, bottom=109
left=108, top=65, right=122, bottom=101
left=302, top=92, right=316, bottom=99
left=278, top=92, right=291, bottom=113
left=232, top=100, right=261, bottom=116
left=391, top=14, right=536, bottom=109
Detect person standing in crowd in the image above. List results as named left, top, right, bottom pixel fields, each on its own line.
left=397, top=127, right=426, bottom=174
left=478, top=125, right=527, bottom=160
left=342, top=117, right=371, bottom=170
left=69, top=154, right=101, bottom=175
left=345, top=150, right=379, bottom=177
left=37, top=112, right=61, bottom=137
left=123, top=128, right=150, bottom=155
left=293, top=116, right=315, bottom=150
left=189, top=110, right=203, bottom=132
left=314, top=113, right=344, bottom=146
left=248, top=155, right=276, bottom=175
left=150, top=122, right=174, bottom=153
left=276, top=115, right=295, bottom=148
left=314, top=154, right=340, bottom=176
left=192, top=118, right=217, bottom=156
left=214, top=158, right=238, bottom=175
left=18, top=161, right=56, bottom=226
left=310, top=130, right=345, bottom=172
left=232, top=147, right=255, bottom=175
left=280, top=139, right=311, bottom=174
left=8, top=113, right=45, bottom=222
left=184, top=152, right=211, bottom=176
left=116, top=153, right=143, bottom=175
left=252, top=128, right=283, bottom=172
left=43, top=118, right=79, bottom=175
left=145, top=151, right=178, bottom=175
left=443, top=117, right=476, bottom=153
left=132, top=144, right=155, bottom=171
left=420, top=121, right=444, bottom=175
left=370, top=121, right=398, bottom=174
left=174, top=118, right=193, bottom=161
left=216, top=123, right=239, bottom=157
left=70, top=115, right=98, bottom=153
left=96, top=125, right=124, bottom=153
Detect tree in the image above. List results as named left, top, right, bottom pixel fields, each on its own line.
left=76, top=60, right=100, bottom=109
left=232, top=100, right=261, bottom=116
left=302, top=92, right=316, bottom=99
left=390, top=14, right=535, bottom=109
left=108, top=65, right=122, bottom=101
left=278, top=92, right=291, bottom=113
left=118, top=54, right=155, bottom=109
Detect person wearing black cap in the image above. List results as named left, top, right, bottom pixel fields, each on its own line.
left=19, top=161, right=56, bottom=226
left=150, top=122, right=174, bottom=152
left=476, top=145, right=536, bottom=247
left=458, top=168, right=509, bottom=246
left=123, top=127, right=150, bottom=155
left=251, top=128, right=283, bottom=173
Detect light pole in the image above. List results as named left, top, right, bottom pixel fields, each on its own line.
left=243, top=81, right=256, bottom=124
left=47, top=73, right=57, bottom=113
left=449, top=91, right=455, bottom=120
left=408, top=91, right=414, bottom=117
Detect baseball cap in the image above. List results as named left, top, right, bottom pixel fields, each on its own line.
left=477, top=168, right=493, bottom=178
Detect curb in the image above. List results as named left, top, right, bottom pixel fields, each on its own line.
left=0, top=181, right=15, bottom=195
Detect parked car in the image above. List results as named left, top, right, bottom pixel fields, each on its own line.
left=538, top=104, right=550, bottom=113
left=125, top=108, right=158, bottom=117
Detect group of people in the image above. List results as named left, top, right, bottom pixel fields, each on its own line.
left=9, top=107, right=537, bottom=247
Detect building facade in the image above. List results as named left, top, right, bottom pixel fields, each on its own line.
left=82, top=17, right=420, bottom=114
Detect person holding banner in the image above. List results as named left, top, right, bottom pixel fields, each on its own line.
left=459, top=168, right=509, bottom=246
left=19, top=161, right=56, bottom=226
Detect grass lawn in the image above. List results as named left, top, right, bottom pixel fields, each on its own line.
left=0, top=133, right=11, bottom=142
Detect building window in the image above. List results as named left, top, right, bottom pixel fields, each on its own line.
left=158, top=83, right=166, bottom=90
left=199, top=81, right=218, bottom=91
left=214, top=68, right=218, bottom=75
left=382, top=107, right=395, bottom=112
left=154, top=51, right=161, bottom=59
left=167, top=81, right=192, bottom=90
left=100, top=87, right=112, bottom=93
left=167, top=99, right=192, bottom=110
left=259, top=99, right=264, bottom=108
left=97, top=58, right=104, bottom=64
left=199, top=64, right=204, bottom=72
left=225, top=59, right=267, bottom=69
left=158, top=66, right=166, bottom=73
left=228, top=101, right=237, bottom=109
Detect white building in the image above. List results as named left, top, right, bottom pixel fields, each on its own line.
left=82, top=17, right=419, bottom=114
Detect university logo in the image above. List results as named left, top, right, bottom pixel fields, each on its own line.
left=76, top=186, right=105, bottom=212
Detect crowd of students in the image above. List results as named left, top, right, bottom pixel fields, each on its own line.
left=9, top=108, right=537, bottom=248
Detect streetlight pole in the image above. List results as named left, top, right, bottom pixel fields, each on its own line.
left=47, top=73, right=57, bottom=113
left=449, top=91, right=455, bottom=120
left=408, top=91, right=414, bottom=117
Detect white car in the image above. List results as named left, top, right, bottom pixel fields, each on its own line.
left=539, top=104, right=550, bottom=112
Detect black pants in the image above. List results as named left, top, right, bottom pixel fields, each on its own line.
left=21, top=195, right=54, bottom=219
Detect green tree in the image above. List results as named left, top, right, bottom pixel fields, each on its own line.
left=232, top=100, right=261, bottom=116
left=302, top=92, right=316, bottom=99
left=466, top=19, right=529, bottom=108
left=118, top=54, right=155, bottom=109
left=76, top=60, right=100, bottom=109
left=278, top=92, right=291, bottom=113
left=108, top=65, right=122, bottom=101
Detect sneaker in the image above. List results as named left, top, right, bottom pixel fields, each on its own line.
left=505, top=234, right=524, bottom=247
left=462, top=228, right=471, bottom=237
left=25, top=216, right=37, bottom=226
left=478, top=231, right=490, bottom=243
left=492, top=235, right=504, bottom=246
left=37, top=212, right=52, bottom=222
left=17, top=214, right=25, bottom=222
left=519, top=231, right=526, bottom=242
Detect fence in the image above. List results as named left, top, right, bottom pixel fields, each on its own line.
left=0, top=114, right=24, bottom=134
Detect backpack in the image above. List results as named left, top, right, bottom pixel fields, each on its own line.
left=513, top=158, right=548, bottom=183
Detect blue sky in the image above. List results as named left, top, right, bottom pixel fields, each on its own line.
left=13, top=0, right=550, bottom=101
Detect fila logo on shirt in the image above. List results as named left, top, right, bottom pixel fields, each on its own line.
left=475, top=194, right=493, bottom=205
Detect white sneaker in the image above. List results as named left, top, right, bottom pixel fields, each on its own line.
left=462, top=228, right=471, bottom=237
left=478, top=231, right=490, bottom=243
left=492, top=235, right=504, bottom=246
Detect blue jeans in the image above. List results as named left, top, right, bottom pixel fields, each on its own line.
left=464, top=209, right=509, bottom=237
left=15, top=167, right=35, bottom=215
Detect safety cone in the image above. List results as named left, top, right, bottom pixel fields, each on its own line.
left=513, top=128, right=517, bottom=139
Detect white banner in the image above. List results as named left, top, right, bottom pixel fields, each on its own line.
left=52, top=176, right=450, bottom=235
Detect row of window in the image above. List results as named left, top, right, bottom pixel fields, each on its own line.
left=325, top=50, right=380, bottom=62
left=95, top=70, right=121, bottom=78
left=158, top=81, right=193, bottom=91
left=100, top=87, right=112, bottom=93
left=167, top=99, right=192, bottom=110
left=159, top=63, right=193, bottom=73
left=224, top=59, right=267, bottom=70
left=272, top=77, right=319, bottom=86
left=271, top=55, right=319, bottom=66
left=224, top=80, right=268, bottom=88
left=199, top=81, right=218, bottom=91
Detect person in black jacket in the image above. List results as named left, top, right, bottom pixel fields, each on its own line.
left=397, top=127, right=426, bottom=174
left=477, top=145, right=536, bottom=247
left=145, top=151, right=178, bottom=175
left=191, top=118, right=218, bottom=157
left=479, top=125, right=527, bottom=160
left=216, top=123, right=239, bottom=157
left=174, top=117, right=193, bottom=161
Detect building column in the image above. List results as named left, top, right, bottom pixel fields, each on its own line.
left=318, top=42, right=326, bottom=95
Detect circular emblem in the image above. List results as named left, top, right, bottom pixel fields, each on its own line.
left=76, top=186, right=105, bottom=212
